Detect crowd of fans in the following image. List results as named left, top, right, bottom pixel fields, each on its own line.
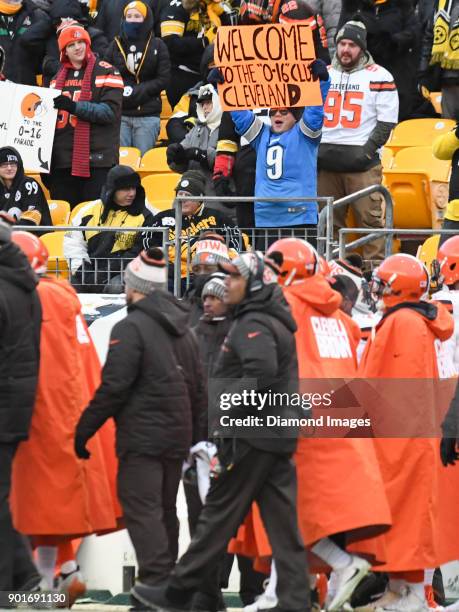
left=1, top=0, right=459, bottom=609
left=0, top=0, right=457, bottom=292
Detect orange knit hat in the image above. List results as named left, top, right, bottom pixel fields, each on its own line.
left=57, top=24, right=91, bottom=54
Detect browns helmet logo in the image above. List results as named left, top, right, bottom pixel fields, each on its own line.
left=20, top=93, right=46, bottom=119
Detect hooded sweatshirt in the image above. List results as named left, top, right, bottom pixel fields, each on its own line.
left=169, top=84, right=222, bottom=193
left=0, top=238, right=41, bottom=442
left=76, top=289, right=206, bottom=458
left=64, top=166, right=154, bottom=273
left=0, top=146, right=52, bottom=227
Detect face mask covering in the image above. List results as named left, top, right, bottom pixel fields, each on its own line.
left=191, top=273, right=211, bottom=296
left=123, top=21, right=143, bottom=38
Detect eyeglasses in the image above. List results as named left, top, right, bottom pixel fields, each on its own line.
left=269, top=109, right=290, bottom=117
left=0, top=162, right=18, bottom=168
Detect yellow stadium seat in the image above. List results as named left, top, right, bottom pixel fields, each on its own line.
left=384, top=146, right=451, bottom=228
left=384, top=170, right=433, bottom=228
left=69, top=201, right=94, bottom=223
left=430, top=92, right=442, bottom=115
left=139, top=147, right=171, bottom=176
left=40, top=231, right=69, bottom=279
left=141, top=173, right=180, bottom=207
left=380, top=147, right=393, bottom=170
left=119, top=146, right=141, bottom=169
left=385, top=118, right=455, bottom=154
left=417, top=234, right=440, bottom=270
left=158, top=119, right=168, bottom=143
left=161, top=92, right=173, bottom=120
left=47, top=200, right=70, bottom=226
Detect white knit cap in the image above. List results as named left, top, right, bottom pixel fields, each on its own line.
left=124, top=247, right=167, bottom=294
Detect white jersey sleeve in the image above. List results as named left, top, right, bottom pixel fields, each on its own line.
left=321, top=63, right=399, bottom=147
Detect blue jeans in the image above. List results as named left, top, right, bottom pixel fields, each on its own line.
left=120, top=115, right=161, bottom=156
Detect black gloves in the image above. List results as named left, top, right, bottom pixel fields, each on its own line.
left=167, top=143, right=187, bottom=165
left=54, top=94, right=77, bottom=114
left=186, top=147, right=208, bottom=165
left=207, top=68, right=225, bottom=87
left=74, top=433, right=91, bottom=460
left=214, top=175, right=234, bottom=197
left=310, top=59, right=329, bottom=82
left=440, top=437, right=459, bottom=467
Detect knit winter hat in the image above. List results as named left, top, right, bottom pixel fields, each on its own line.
left=124, top=1, right=148, bottom=18
left=175, top=170, right=206, bottom=197
left=192, top=233, right=231, bottom=267
left=0, top=148, right=19, bottom=165
left=202, top=276, right=226, bottom=301
left=102, top=165, right=141, bottom=202
left=336, top=20, right=367, bottom=51
left=58, top=23, right=91, bottom=53
left=219, top=251, right=277, bottom=293
left=124, top=247, right=167, bottom=294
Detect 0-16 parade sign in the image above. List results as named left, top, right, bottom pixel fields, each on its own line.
left=214, top=23, right=321, bottom=111
left=0, top=82, right=61, bottom=173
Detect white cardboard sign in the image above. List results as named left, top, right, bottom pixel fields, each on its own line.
left=0, top=82, right=61, bottom=173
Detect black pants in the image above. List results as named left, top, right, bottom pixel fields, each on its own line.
left=45, top=167, right=110, bottom=209
left=439, top=218, right=459, bottom=246
left=170, top=446, right=309, bottom=611
left=0, top=443, right=40, bottom=592
left=117, top=454, right=182, bottom=585
left=167, top=68, right=201, bottom=109
left=233, top=146, right=256, bottom=229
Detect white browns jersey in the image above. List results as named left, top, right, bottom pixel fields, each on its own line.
left=321, top=63, right=399, bottom=146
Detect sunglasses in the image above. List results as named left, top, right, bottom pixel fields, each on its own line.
left=269, top=109, right=290, bottom=117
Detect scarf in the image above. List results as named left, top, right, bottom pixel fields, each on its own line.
left=0, top=0, right=22, bottom=14
left=431, top=0, right=459, bottom=70
left=54, top=51, right=96, bottom=178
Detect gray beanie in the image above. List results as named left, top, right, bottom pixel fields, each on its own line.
left=336, top=20, right=367, bottom=51
left=124, top=247, right=167, bottom=294
left=202, top=277, right=226, bottom=301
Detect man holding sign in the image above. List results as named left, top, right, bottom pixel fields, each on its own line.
left=213, top=23, right=330, bottom=244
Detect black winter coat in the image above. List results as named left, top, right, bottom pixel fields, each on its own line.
left=20, top=0, right=109, bottom=85
left=105, top=5, right=170, bottom=118
left=211, top=284, right=299, bottom=455
left=0, top=240, right=41, bottom=443
left=194, top=315, right=232, bottom=380
left=76, top=290, right=206, bottom=459
left=0, top=1, right=44, bottom=84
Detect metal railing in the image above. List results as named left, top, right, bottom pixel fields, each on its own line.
left=338, top=227, right=459, bottom=259
left=173, top=195, right=334, bottom=297
left=317, top=184, right=394, bottom=259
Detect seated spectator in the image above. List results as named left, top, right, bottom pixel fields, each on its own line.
left=47, top=23, right=123, bottom=208
left=0, top=0, right=43, bottom=84
left=167, top=84, right=222, bottom=196
left=228, top=60, right=330, bottom=247
left=143, top=170, right=240, bottom=288
left=318, top=21, right=398, bottom=264
left=186, top=234, right=231, bottom=324
left=20, top=0, right=109, bottom=86
left=0, top=147, right=51, bottom=228
left=339, top=0, right=421, bottom=120
left=418, top=0, right=459, bottom=119
left=96, top=0, right=162, bottom=42
left=105, top=1, right=170, bottom=156
left=166, top=44, right=215, bottom=145
left=433, top=121, right=459, bottom=242
left=64, top=165, right=153, bottom=293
